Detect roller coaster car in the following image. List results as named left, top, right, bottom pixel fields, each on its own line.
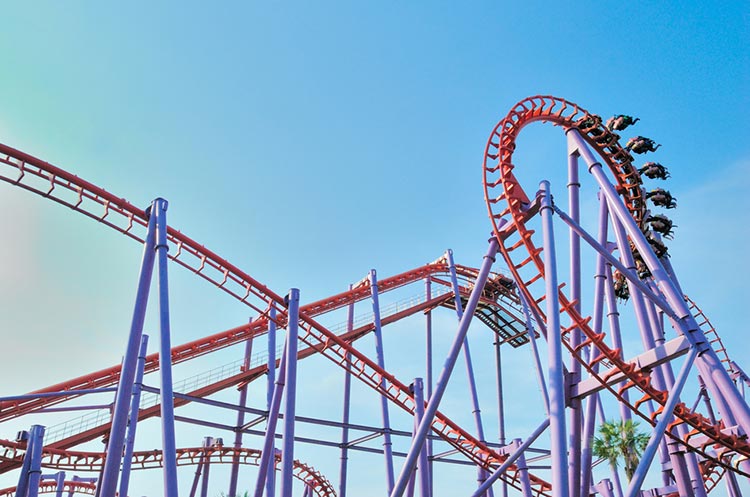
left=645, top=188, right=677, bottom=209
left=646, top=214, right=675, bottom=239
left=613, top=270, right=630, bottom=301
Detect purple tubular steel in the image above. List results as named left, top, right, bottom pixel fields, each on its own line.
left=228, top=318, right=254, bottom=497
left=494, top=338, right=507, bottom=497
left=579, top=191, right=609, bottom=497
left=602, top=268, right=631, bottom=422
left=470, top=418, right=550, bottom=497
left=411, top=378, right=430, bottom=497
left=566, top=144, right=583, bottom=497
left=445, top=250, right=492, bottom=496
left=509, top=439, right=533, bottom=497
left=118, top=335, right=150, bottom=497
left=253, top=332, right=289, bottom=497
left=25, top=425, right=45, bottom=497
left=389, top=238, right=499, bottom=497
left=54, top=471, right=65, bottom=497
left=625, top=348, right=698, bottom=497
left=200, top=437, right=212, bottom=497
left=154, top=198, right=179, bottom=497
left=266, top=306, right=277, bottom=497
left=369, top=269, right=396, bottom=493
left=571, top=129, right=750, bottom=442
left=424, top=277, right=434, bottom=496
left=188, top=453, right=204, bottom=497
left=14, top=430, right=33, bottom=497
left=98, top=204, right=157, bottom=497
left=538, top=180, right=570, bottom=497
left=339, top=286, right=354, bottom=497
left=518, top=291, right=550, bottom=415
left=279, top=288, right=300, bottom=497
left=0, top=389, right=117, bottom=402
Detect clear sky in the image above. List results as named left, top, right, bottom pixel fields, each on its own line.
left=0, top=2, right=748, bottom=497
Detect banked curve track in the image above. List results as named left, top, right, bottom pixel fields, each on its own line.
left=483, top=95, right=750, bottom=489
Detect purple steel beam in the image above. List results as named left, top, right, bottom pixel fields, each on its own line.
left=0, top=389, right=117, bottom=402
left=538, top=180, right=570, bottom=497
left=411, top=378, right=430, bottom=497
left=625, top=348, right=698, bottom=497
left=54, top=471, right=65, bottom=497
left=579, top=192, right=609, bottom=497
left=602, top=268, right=631, bottom=422
left=154, top=198, right=179, bottom=497
left=508, top=439, right=533, bottom=497
left=25, top=425, right=45, bottom=497
left=571, top=129, right=750, bottom=448
left=188, top=452, right=204, bottom=497
left=253, top=334, right=288, bottom=497
left=494, top=338, right=507, bottom=497
left=339, top=287, right=354, bottom=497
left=470, top=418, right=550, bottom=497
left=517, top=291, right=550, bottom=415
left=228, top=318, right=254, bottom=497
left=118, top=334, right=150, bottom=497
left=98, top=204, right=157, bottom=497
left=266, top=306, right=278, bottom=497
left=14, top=430, right=33, bottom=497
left=566, top=145, right=583, bottom=497
left=445, top=249, right=493, bottom=496
left=424, top=277, right=434, bottom=497
left=200, top=437, right=213, bottom=497
left=389, top=238, right=499, bottom=497
left=369, top=269, right=396, bottom=493
left=280, top=288, right=301, bottom=497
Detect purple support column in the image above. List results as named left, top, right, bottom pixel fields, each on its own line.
left=411, top=378, right=430, bottom=497
left=228, top=318, right=254, bottom=497
left=625, top=348, right=698, bottom=497
left=509, top=439, right=533, bottom=497
left=580, top=192, right=610, bottom=497
left=538, top=180, right=570, bottom=497
left=369, top=269, right=396, bottom=493
left=266, top=306, right=278, bottom=497
left=518, top=291, right=550, bottom=414
left=571, top=129, right=750, bottom=445
left=98, top=205, right=157, bottom=497
left=118, top=335, right=150, bottom=497
left=253, top=338, right=289, bottom=497
left=14, top=431, right=33, bottom=497
left=494, top=338, right=507, bottom=497
left=566, top=146, right=583, bottom=497
left=280, top=288, right=301, bottom=497
left=390, top=238, right=499, bottom=497
left=54, top=471, right=65, bottom=497
left=154, top=198, right=179, bottom=497
left=424, top=277, right=434, bottom=497
left=339, top=287, right=354, bottom=497
left=25, top=425, right=45, bottom=497
left=188, top=453, right=204, bottom=497
left=445, top=250, right=493, bottom=496
left=200, top=437, right=213, bottom=497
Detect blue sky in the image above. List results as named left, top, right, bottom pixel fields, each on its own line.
left=0, top=2, right=748, bottom=496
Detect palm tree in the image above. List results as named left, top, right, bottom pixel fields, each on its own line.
left=592, top=419, right=650, bottom=480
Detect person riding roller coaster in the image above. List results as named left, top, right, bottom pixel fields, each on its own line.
left=613, top=270, right=630, bottom=301
left=646, top=214, right=676, bottom=239
left=606, top=115, right=640, bottom=131
left=626, top=136, right=661, bottom=154
left=645, top=188, right=677, bottom=209
left=638, top=162, right=670, bottom=180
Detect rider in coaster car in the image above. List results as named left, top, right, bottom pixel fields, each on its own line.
left=638, top=162, right=670, bottom=180
left=606, top=115, right=640, bottom=131
left=645, top=188, right=677, bottom=209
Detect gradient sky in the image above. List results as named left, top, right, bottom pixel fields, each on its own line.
left=0, top=2, right=748, bottom=496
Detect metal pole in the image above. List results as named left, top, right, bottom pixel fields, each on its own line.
left=266, top=306, right=278, bottom=497
left=154, top=198, right=179, bottom=497
left=424, top=277, right=434, bottom=497
left=98, top=206, right=157, bottom=497
left=54, top=471, right=65, bottom=497
left=369, top=269, right=396, bottom=493
left=390, top=238, right=499, bottom=497
left=199, top=437, right=213, bottom=497
left=566, top=147, right=583, bottom=497
left=253, top=336, right=289, bottom=497
left=625, top=348, right=698, bottom=497
left=280, top=288, right=301, bottom=497
left=538, top=180, right=570, bottom=497
left=494, top=338, right=507, bottom=497
left=412, top=378, right=430, bottom=497
left=14, top=430, right=33, bottom=497
left=518, top=291, right=550, bottom=415
left=118, top=335, right=150, bottom=497
left=229, top=318, right=254, bottom=497
left=24, top=425, right=46, bottom=497
left=339, top=286, right=354, bottom=497
left=445, top=250, right=492, bottom=496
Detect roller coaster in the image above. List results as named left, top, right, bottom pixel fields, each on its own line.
left=0, top=96, right=748, bottom=497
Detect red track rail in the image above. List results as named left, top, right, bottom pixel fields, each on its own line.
left=0, top=144, right=550, bottom=495
left=482, top=95, right=750, bottom=485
